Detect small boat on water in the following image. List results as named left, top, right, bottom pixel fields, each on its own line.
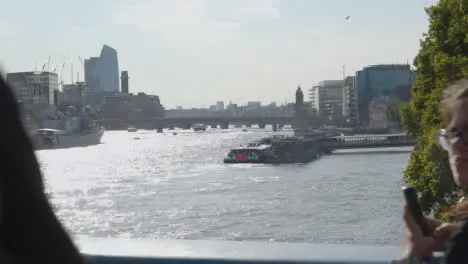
left=223, top=144, right=276, bottom=163
left=127, top=126, right=138, bottom=132
left=193, top=123, right=207, bottom=131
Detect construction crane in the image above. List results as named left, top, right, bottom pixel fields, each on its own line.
left=46, top=56, right=50, bottom=72
left=59, top=60, right=66, bottom=89
left=77, top=56, right=85, bottom=83
left=78, top=55, right=84, bottom=66
left=38, top=56, right=51, bottom=72
left=71, top=62, right=74, bottom=84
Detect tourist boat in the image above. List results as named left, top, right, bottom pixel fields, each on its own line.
left=223, top=144, right=275, bottom=163
left=127, top=126, right=138, bottom=132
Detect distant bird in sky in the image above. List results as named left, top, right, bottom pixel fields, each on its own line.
left=345, top=16, right=351, bottom=20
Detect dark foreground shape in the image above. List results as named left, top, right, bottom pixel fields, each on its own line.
left=78, top=238, right=433, bottom=264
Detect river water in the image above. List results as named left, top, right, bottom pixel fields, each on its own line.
left=36, top=128, right=411, bottom=246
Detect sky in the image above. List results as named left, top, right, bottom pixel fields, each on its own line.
left=0, top=0, right=437, bottom=108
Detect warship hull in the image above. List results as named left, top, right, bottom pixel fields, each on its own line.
left=33, top=128, right=105, bottom=150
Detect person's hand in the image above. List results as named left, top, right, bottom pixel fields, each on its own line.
left=433, top=222, right=460, bottom=248
left=402, top=205, right=459, bottom=259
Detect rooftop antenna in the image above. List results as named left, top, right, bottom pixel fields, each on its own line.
left=342, top=64, right=346, bottom=80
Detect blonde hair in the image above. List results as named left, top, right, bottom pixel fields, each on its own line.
left=441, top=78, right=468, bottom=123
left=440, top=79, right=468, bottom=218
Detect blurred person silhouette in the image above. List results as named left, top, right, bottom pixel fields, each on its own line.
left=0, top=74, right=83, bottom=263
left=403, top=79, right=468, bottom=263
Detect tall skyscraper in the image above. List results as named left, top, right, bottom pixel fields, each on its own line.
left=84, top=57, right=99, bottom=90
left=342, top=76, right=357, bottom=123
left=84, top=45, right=120, bottom=92
left=96, top=45, right=120, bottom=92
left=121, top=71, right=129, bottom=94
left=355, top=64, right=415, bottom=125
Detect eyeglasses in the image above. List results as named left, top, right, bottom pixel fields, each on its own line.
left=437, top=129, right=468, bottom=151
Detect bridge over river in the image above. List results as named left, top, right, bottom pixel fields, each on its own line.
left=98, top=116, right=318, bottom=130
left=97, top=116, right=395, bottom=135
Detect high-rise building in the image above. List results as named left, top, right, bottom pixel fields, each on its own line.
left=309, top=80, right=344, bottom=117
left=7, top=71, right=59, bottom=106
left=342, top=76, right=357, bottom=123
left=121, top=71, right=129, bottom=93
left=84, top=45, right=120, bottom=92
left=84, top=57, right=99, bottom=90
left=96, top=45, right=120, bottom=92
left=355, top=64, right=415, bottom=125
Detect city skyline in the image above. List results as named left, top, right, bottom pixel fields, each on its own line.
left=0, top=0, right=437, bottom=108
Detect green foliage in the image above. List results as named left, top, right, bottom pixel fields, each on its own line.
left=386, top=101, right=403, bottom=124
left=401, top=0, right=468, bottom=220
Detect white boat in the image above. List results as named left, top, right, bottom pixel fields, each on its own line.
left=127, top=126, right=138, bottom=132
left=192, top=123, right=207, bottom=131
left=33, top=127, right=104, bottom=150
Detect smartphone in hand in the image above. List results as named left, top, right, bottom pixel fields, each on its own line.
left=402, top=186, right=431, bottom=236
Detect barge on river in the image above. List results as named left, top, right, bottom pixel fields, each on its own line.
left=223, top=135, right=332, bottom=164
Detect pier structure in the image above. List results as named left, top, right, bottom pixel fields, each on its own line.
left=328, top=133, right=413, bottom=150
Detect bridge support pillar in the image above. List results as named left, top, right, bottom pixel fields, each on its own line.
left=258, top=123, right=266, bottom=129
left=156, top=125, right=163, bottom=133
left=272, top=124, right=278, bottom=132
left=211, top=123, right=218, bottom=129
left=220, top=122, right=229, bottom=129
